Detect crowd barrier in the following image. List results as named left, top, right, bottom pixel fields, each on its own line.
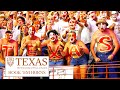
left=86, top=61, right=120, bottom=79
left=49, top=61, right=120, bottom=79
left=1, top=61, right=120, bottom=79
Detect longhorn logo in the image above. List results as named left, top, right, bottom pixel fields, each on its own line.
left=7, top=57, right=14, bottom=67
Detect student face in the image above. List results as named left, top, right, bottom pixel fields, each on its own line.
left=5, top=33, right=13, bottom=41
left=69, top=32, right=76, bottom=43
left=98, top=23, right=107, bottom=31
left=28, top=27, right=35, bottom=36
left=69, top=19, right=76, bottom=29
left=17, top=18, right=24, bottom=26
left=22, top=26, right=28, bottom=35
left=49, top=32, right=57, bottom=42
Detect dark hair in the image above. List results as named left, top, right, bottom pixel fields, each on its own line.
left=5, top=30, right=12, bottom=34
left=17, top=16, right=25, bottom=24
left=20, top=24, right=27, bottom=30
left=68, top=17, right=76, bottom=22
left=54, top=11, right=59, bottom=17
left=47, top=30, right=58, bottom=38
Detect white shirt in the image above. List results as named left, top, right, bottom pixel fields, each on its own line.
left=87, top=18, right=98, bottom=41
left=12, top=29, right=21, bottom=40
left=34, top=29, right=43, bottom=38
left=0, top=29, right=6, bottom=39
left=107, top=19, right=120, bottom=44
left=57, top=20, right=69, bottom=34
left=81, top=26, right=91, bottom=44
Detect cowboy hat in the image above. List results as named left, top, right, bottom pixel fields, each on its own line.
left=96, top=19, right=108, bottom=26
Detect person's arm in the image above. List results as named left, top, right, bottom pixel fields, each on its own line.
left=66, top=56, right=71, bottom=65
left=36, top=39, right=42, bottom=56
left=26, top=11, right=29, bottom=22
left=76, top=21, right=84, bottom=28
left=0, top=39, right=3, bottom=59
left=84, top=20, right=89, bottom=27
left=41, top=39, right=49, bottom=48
left=58, top=34, right=63, bottom=41
left=41, top=25, right=47, bottom=40
left=0, top=39, right=2, bottom=53
left=17, top=34, right=21, bottom=45
left=61, top=42, right=69, bottom=56
left=0, top=39, right=5, bottom=60
left=109, top=23, right=115, bottom=30
left=0, top=39, right=4, bottom=63
left=19, top=37, right=26, bottom=56
left=21, top=37, right=26, bottom=47
left=14, top=41, right=18, bottom=56
left=90, top=33, right=97, bottom=59
left=79, top=41, right=89, bottom=55
left=108, top=30, right=120, bottom=60
left=62, top=30, right=69, bottom=39
left=63, top=42, right=71, bottom=65
left=90, top=32, right=101, bottom=62
left=58, top=42, right=65, bottom=56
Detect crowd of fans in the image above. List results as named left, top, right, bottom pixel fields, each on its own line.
left=0, top=11, right=120, bottom=79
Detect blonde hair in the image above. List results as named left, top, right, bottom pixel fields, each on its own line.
left=47, top=11, right=55, bottom=18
